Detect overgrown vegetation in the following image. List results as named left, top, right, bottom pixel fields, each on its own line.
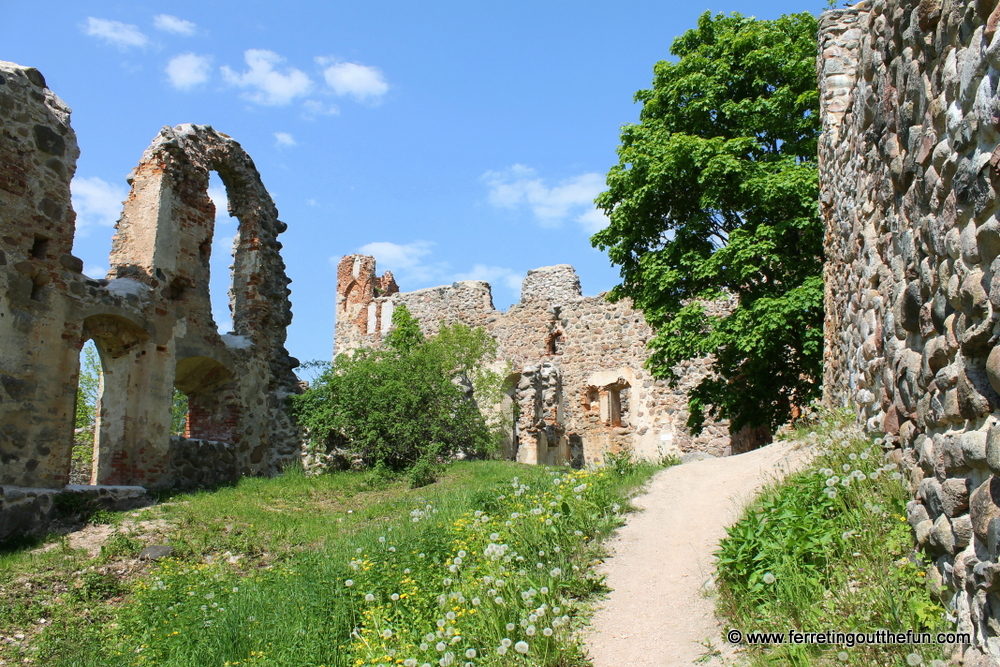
left=714, top=410, right=949, bottom=666
left=0, top=457, right=659, bottom=667
left=291, top=304, right=507, bottom=481
left=592, top=11, right=824, bottom=436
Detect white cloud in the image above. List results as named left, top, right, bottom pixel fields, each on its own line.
left=302, top=99, right=339, bottom=118
left=482, top=165, right=607, bottom=232
left=339, top=241, right=524, bottom=300
left=274, top=132, right=297, bottom=148
left=452, top=264, right=523, bottom=294
left=166, top=53, right=211, bottom=90
left=154, top=14, right=196, bottom=36
left=208, top=185, right=232, bottom=222
left=83, top=17, right=149, bottom=49
left=83, top=265, right=108, bottom=280
left=72, top=176, right=126, bottom=231
left=318, top=59, right=388, bottom=102
left=576, top=207, right=609, bottom=234
left=221, top=50, right=313, bottom=106
left=346, top=240, right=450, bottom=285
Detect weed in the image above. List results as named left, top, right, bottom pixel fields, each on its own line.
left=70, top=570, right=125, bottom=602
left=101, top=531, right=143, bottom=560
left=715, top=409, right=949, bottom=666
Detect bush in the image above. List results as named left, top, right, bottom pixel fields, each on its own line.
left=291, top=305, right=507, bottom=473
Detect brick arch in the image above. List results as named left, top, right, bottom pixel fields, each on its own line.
left=108, top=124, right=293, bottom=358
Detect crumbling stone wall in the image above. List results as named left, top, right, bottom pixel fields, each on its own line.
left=819, top=2, right=1000, bottom=660
left=335, top=255, right=764, bottom=466
left=0, top=60, right=300, bottom=537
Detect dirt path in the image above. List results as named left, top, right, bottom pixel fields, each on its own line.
left=584, top=440, right=810, bottom=667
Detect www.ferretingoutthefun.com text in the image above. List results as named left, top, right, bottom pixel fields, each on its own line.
left=727, top=629, right=970, bottom=648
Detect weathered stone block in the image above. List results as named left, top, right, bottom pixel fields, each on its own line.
left=942, top=477, right=971, bottom=516
left=971, top=477, right=1000, bottom=542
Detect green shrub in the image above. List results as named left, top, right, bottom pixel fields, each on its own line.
left=406, top=450, right=441, bottom=488
left=290, top=304, right=507, bottom=473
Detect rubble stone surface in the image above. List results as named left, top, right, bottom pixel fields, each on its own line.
left=820, top=1, right=1000, bottom=659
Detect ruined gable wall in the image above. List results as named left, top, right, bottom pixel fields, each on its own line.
left=334, top=255, right=744, bottom=466
left=819, top=1, right=1000, bottom=658
left=0, top=61, right=301, bottom=539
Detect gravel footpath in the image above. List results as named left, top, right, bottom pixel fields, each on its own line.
left=584, top=440, right=810, bottom=666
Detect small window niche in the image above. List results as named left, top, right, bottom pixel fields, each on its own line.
left=546, top=330, right=564, bottom=355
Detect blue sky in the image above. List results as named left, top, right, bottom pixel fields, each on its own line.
left=4, top=0, right=825, bottom=366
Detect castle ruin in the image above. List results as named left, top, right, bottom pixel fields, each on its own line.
left=0, top=61, right=301, bottom=539
left=334, top=254, right=770, bottom=467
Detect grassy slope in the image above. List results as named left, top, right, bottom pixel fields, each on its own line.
left=714, top=411, right=950, bottom=667
left=0, top=458, right=659, bottom=667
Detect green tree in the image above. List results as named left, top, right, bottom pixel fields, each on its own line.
left=592, top=11, right=823, bottom=436
left=170, top=390, right=188, bottom=436
left=75, top=341, right=101, bottom=434
left=290, top=304, right=504, bottom=475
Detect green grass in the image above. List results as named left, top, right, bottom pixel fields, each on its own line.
left=0, top=457, right=661, bottom=667
left=714, top=409, right=950, bottom=667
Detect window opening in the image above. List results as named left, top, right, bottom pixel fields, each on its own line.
left=72, top=340, right=101, bottom=484
left=608, top=388, right=622, bottom=427
left=208, top=171, right=237, bottom=335
left=546, top=331, right=564, bottom=355
left=171, top=388, right=189, bottom=436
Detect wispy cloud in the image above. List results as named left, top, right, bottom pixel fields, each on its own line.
left=83, top=17, right=149, bottom=50
left=71, top=176, right=126, bottom=233
left=274, top=132, right=297, bottom=148
left=221, top=50, right=313, bottom=106
left=302, top=99, right=339, bottom=119
left=208, top=185, right=231, bottom=222
left=318, top=58, right=388, bottom=102
left=352, top=241, right=446, bottom=285
left=83, top=264, right=108, bottom=280
left=166, top=53, right=211, bottom=90
left=154, top=14, right=196, bottom=36
left=339, top=242, right=524, bottom=301
left=482, top=165, right=608, bottom=232
left=453, top=264, right=523, bottom=294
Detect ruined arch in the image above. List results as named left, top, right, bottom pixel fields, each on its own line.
left=108, top=124, right=293, bottom=347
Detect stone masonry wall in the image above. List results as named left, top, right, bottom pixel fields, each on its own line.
left=820, top=2, right=1000, bottom=661
left=335, top=255, right=768, bottom=467
left=0, top=61, right=301, bottom=538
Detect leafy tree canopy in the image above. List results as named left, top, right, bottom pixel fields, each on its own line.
left=592, top=11, right=823, bottom=435
left=290, top=304, right=505, bottom=473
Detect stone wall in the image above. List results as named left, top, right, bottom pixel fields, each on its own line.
left=0, top=61, right=301, bottom=537
left=819, top=1, right=1000, bottom=661
left=335, top=255, right=768, bottom=467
